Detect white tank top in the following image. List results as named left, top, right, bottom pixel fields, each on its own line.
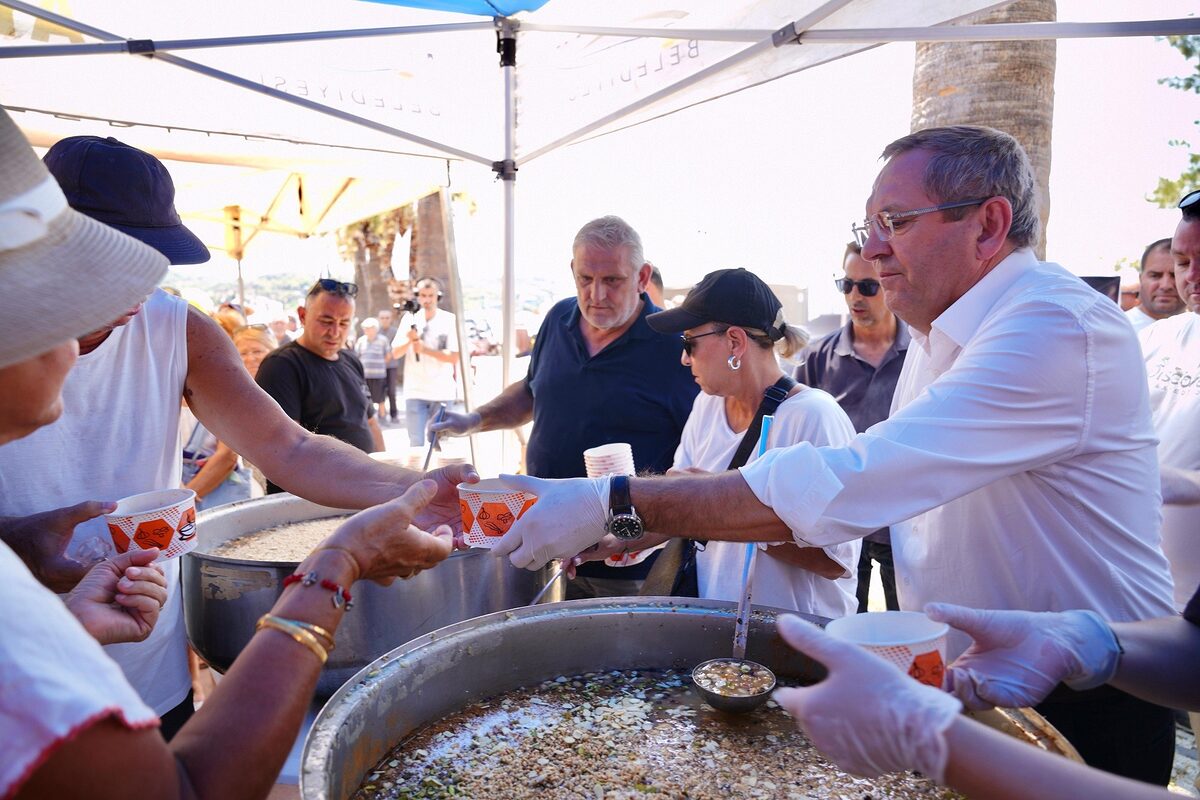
left=0, top=289, right=190, bottom=714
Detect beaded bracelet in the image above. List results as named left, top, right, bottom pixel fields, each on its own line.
left=256, top=614, right=328, bottom=664
left=282, top=570, right=354, bottom=610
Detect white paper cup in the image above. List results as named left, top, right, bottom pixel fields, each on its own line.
left=458, top=479, right=537, bottom=549
left=824, top=610, right=949, bottom=688
left=583, top=442, right=635, bottom=478
left=105, top=488, right=198, bottom=561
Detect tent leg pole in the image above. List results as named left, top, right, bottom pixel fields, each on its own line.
left=497, top=17, right=518, bottom=475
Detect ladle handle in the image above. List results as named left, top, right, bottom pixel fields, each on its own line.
left=530, top=563, right=566, bottom=605
left=732, top=415, right=773, bottom=661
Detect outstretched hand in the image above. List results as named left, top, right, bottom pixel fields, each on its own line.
left=926, top=603, right=1121, bottom=710
left=323, top=479, right=456, bottom=585
left=773, top=615, right=962, bottom=782
left=65, top=548, right=167, bottom=645
left=492, top=474, right=611, bottom=570
left=1, top=500, right=116, bottom=592
left=413, top=462, right=479, bottom=535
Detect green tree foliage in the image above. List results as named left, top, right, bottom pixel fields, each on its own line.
left=1150, top=35, right=1199, bottom=207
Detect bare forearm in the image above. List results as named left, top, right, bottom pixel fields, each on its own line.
left=475, top=381, right=534, bottom=432
left=184, top=445, right=238, bottom=499
left=263, top=429, right=419, bottom=508
left=942, top=716, right=1171, bottom=800
left=632, top=472, right=792, bottom=542
left=1108, top=616, right=1200, bottom=710
left=765, top=543, right=846, bottom=579
left=368, top=417, right=385, bottom=453
left=171, top=549, right=356, bottom=800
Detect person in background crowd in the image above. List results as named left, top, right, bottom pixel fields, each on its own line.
left=647, top=263, right=665, bottom=308
left=796, top=241, right=908, bottom=613
left=268, top=314, right=292, bottom=348
left=0, top=124, right=473, bottom=742
left=395, top=277, right=460, bottom=448
left=355, top=317, right=392, bottom=423
left=1127, top=237, right=1183, bottom=332
left=1120, top=278, right=1141, bottom=311
left=642, top=268, right=858, bottom=617
left=212, top=303, right=249, bottom=339
left=433, top=216, right=699, bottom=598
left=1138, top=189, right=1200, bottom=746
left=256, top=280, right=386, bottom=488
left=493, top=126, right=1177, bottom=784
left=378, top=307, right=402, bottom=425
left=234, top=325, right=276, bottom=381
left=771, top=588, right=1200, bottom=800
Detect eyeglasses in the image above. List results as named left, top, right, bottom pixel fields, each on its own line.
left=308, top=278, right=358, bottom=298
left=233, top=323, right=269, bottom=334
left=681, top=329, right=725, bottom=357
left=1181, top=189, right=1200, bottom=213
left=851, top=198, right=989, bottom=247
left=834, top=278, right=881, bottom=297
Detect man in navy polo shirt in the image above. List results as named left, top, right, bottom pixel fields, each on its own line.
left=434, top=215, right=697, bottom=597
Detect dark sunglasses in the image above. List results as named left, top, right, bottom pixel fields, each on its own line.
left=233, top=323, right=269, bottom=334
left=309, top=278, right=358, bottom=298
left=835, top=278, right=881, bottom=297
left=681, top=329, right=724, bottom=356
left=1181, top=189, right=1200, bottom=213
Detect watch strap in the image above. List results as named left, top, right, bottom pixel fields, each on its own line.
left=609, top=474, right=633, bottom=514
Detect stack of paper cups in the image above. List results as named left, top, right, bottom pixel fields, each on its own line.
left=582, top=443, right=659, bottom=567
left=583, top=443, right=635, bottom=478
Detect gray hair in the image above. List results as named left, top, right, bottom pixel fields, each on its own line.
left=572, top=215, right=645, bottom=272
left=881, top=125, right=1040, bottom=250
left=360, top=317, right=379, bottom=329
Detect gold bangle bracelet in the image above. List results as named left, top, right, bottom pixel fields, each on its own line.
left=289, top=620, right=336, bottom=652
left=256, top=615, right=328, bottom=664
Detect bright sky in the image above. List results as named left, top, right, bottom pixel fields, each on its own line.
left=202, top=0, right=1196, bottom=320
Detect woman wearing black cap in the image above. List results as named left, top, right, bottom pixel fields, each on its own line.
left=643, top=268, right=860, bottom=617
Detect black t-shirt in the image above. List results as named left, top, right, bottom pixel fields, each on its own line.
left=256, top=341, right=375, bottom=492
left=1185, top=583, right=1200, bottom=626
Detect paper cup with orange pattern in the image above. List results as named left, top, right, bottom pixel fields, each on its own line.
left=105, top=488, right=198, bottom=561
left=457, top=479, right=537, bottom=549
left=823, top=610, right=949, bottom=688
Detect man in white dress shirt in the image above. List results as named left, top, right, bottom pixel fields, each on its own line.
left=1126, top=237, right=1183, bottom=332
left=494, top=125, right=1177, bottom=785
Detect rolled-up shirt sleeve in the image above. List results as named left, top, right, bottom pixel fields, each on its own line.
left=740, top=300, right=1094, bottom=547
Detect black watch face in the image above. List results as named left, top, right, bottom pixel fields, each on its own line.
left=609, top=514, right=643, bottom=540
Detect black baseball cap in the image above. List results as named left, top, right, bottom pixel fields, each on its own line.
left=646, top=268, right=785, bottom=340
left=43, top=135, right=210, bottom=265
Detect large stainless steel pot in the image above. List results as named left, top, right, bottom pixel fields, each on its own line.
left=182, top=494, right=561, bottom=695
left=301, top=598, right=1081, bottom=799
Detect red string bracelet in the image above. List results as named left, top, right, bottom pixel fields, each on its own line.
left=282, top=571, right=354, bottom=611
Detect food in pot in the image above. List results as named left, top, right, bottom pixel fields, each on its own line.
left=211, top=516, right=349, bottom=562
left=692, top=659, right=774, bottom=697
left=353, top=668, right=962, bottom=799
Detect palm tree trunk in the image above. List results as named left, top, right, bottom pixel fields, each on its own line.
left=911, top=0, right=1056, bottom=258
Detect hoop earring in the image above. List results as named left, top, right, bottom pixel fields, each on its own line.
left=727, top=354, right=741, bottom=371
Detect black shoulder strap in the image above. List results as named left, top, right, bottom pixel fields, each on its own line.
left=725, top=375, right=798, bottom=470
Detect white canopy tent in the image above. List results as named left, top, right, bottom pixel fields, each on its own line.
left=1, top=0, right=1197, bottom=389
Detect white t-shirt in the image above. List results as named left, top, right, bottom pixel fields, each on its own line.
left=1140, top=312, right=1200, bottom=611
left=0, top=543, right=157, bottom=797
left=741, top=251, right=1175, bottom=654
left=674, top=388, right=859, bottom=618
left=1125, top=304, right=1160, bottom=333
left=0, top=289, right=191, bottom=715
left=396, top=308, right=459, bottom=401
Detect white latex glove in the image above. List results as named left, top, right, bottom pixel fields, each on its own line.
left=926, top=603, right=1121, bottom=710
left=774, top=615, right=962, bottom=783
left=429, top=410, right=481, bottom=438
left=492, top=474, right=611, bottom=570
left=1160, top=465, right=1200, bottom=505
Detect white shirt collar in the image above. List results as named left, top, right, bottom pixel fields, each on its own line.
left=910, top=248, right=1039, bottom=374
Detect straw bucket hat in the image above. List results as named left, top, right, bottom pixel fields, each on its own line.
left=0, top=109, right=168, bottom=369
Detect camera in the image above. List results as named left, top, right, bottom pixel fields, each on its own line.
left=394, top=298, right=420, bottom=315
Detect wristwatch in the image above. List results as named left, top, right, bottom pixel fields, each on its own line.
left=605, top=475, right=644, bottom=540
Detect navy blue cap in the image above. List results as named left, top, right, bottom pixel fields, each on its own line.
left=646, top=268, right=785, bottom=340
left=43, top=136, right=209, bottom=265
